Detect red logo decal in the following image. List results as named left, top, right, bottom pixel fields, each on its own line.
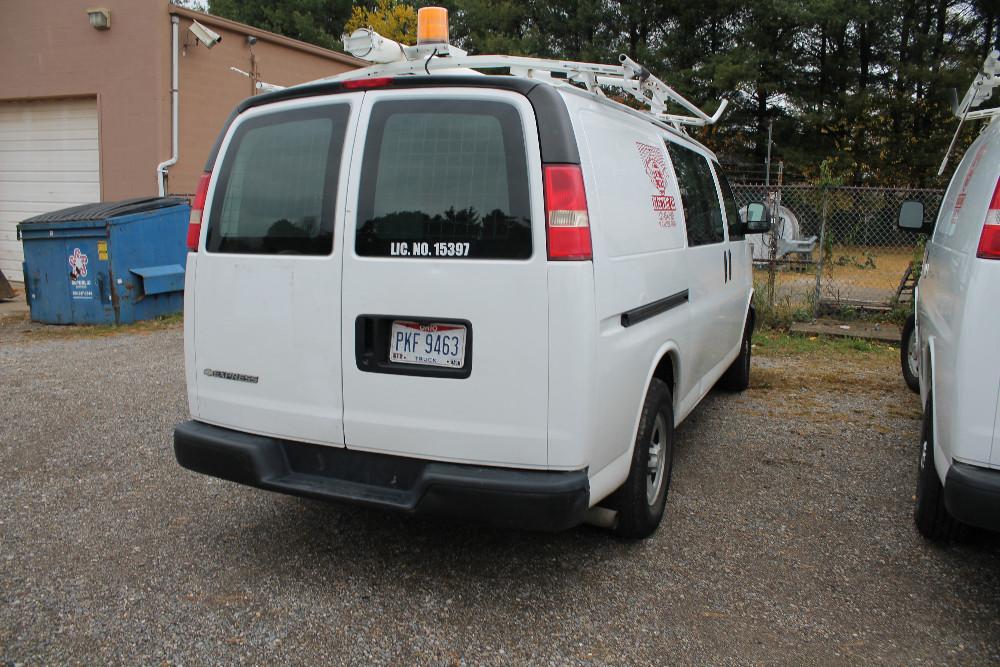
left=636, top=142, right=677, bottom=228
left=951, top=143, right=988, bottom=225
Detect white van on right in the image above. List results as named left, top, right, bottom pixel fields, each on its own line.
left=899, top=51, right=1000, bottom=540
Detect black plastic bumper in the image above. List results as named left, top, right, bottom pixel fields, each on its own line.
left=944, top=462, right=1000, bottom=532
left=173, top=420, right=590, bottom=532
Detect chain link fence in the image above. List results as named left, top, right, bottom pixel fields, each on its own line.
left=731, top=183, right=944, bottom=316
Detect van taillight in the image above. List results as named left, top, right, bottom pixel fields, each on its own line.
left=543, top=164, right=591, bottom=261
left=976, top=177, right=1000, bottom=260
left=187, top=171, right=211, bottom=252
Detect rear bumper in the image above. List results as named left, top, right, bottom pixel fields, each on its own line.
left=944, top=462, right=1000, bottom=532
left=174, top=420, right=590, bottom=532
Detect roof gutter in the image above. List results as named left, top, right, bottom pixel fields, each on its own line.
left=156, top=15, right=180, bottom=196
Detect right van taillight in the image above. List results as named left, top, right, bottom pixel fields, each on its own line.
left=187, top=171, right=211, bottom=252
left=976, top=176, right=1000, bottom=260
left=543, top=164, right=592, bottom=261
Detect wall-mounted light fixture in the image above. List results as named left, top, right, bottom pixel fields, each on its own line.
left=87, top=8, right=111, bottom=30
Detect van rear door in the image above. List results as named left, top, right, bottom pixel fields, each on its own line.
left=340, top=89, right=550, bottom=468
left=192, top=96, right=360, bottom=445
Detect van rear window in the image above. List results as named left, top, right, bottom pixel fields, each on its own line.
left=206, top=105, right=349, bottom=255
left=356, top=100, right=531, bottom=259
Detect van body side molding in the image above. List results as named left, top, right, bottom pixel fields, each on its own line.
left=620, top=290, right=689, bottom=328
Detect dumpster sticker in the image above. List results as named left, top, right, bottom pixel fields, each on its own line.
left=68, top=248, right=94, bottom=300
left=635, top=141, right=677, bottom=228
left=69, top=248, right=89, bottom=279
left=97, top=241, right=108, bottom=261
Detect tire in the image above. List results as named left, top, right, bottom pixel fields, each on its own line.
left=901, top=314, right=920, bottom=394
left=718, top=317, right=752, bottom=392
left=913, top=395, right=964, bottom=541
left=611, top=379, right=675, bottom=539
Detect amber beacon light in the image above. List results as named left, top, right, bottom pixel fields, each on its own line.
left=417, top=7, right=450, bottom=45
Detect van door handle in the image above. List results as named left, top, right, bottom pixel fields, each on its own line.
left=723, top=251, right=728, bottom=282
left=728, top=249, right=733, bottom=280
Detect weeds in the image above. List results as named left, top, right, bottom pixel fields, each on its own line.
left=2, top=312, right=183, bottom=340
left=752, top=328, right=894, bottom=357
left=752, top=279, right=814, bottom=329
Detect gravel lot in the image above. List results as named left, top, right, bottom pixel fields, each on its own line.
left=1, top=320, right=998, bottom=666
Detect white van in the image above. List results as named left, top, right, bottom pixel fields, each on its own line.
left=898, top=50, right=1000, bottom=540
left=173, top=42, right=767, bottom=537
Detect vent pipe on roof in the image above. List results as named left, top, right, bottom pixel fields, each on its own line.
left=157, top=15, right=180, bottom=196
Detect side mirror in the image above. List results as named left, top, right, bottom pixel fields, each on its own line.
left=898, top=200, right=934, bottom=234
left=743, top=202, right=771, bottom=233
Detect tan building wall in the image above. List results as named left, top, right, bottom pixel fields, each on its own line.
left=169, top=7, right=361, bottom=195
left=0, top=0, right=362, bottom=201
left=2, top=0, right=170, bottom=201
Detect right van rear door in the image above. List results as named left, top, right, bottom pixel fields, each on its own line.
left=339, top=88, right=550, bottom=468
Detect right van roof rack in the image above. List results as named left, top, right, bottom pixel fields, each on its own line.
left=939, top=49, right=999, bottom=175
left=953, top=49, right=1000, bottom=122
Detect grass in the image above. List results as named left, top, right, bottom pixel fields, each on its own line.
left=752, top=245, right=918, bottom=325
left=754, top=246, right=914, bottom=291
left=747, top=328, right=915, bottom=426
left=1, top=311, right=183, bottom=340
left=821, top=246, right=914, bottom=290
left=752, top=327, right=896, bottom=358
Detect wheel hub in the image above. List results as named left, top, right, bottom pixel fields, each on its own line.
left=907, top=329, right=919, bottom=378
left=646, top=413, right=668, bottom=505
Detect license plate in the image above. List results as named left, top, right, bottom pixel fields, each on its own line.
left=389, top=321, right=467, bottom=368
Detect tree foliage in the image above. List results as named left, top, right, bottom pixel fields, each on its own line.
left=208, top=0, right=1000, bottom=186
left=344, top=0, right=418, bottom=43
left=207, top=0, right=353, bottom=50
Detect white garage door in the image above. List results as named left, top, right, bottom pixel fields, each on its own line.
left=0, top=98, right=101, bottom=283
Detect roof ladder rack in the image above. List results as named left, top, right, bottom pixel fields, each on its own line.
left=953, top=49, right=1000, bottom=122
left=328, top=28, right=727, bottom=131
left=939, top=49, right=1000, bottom=175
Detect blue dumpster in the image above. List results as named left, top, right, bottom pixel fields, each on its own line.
left=17, top=197, right=189, bottom=325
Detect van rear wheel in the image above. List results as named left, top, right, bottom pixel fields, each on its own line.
left=611, top=379, right=674, bottom=539
left=718, top=318, right=752, bottom=391
left=914, top=395, right=964, bottom=541
left=901, top=314, right=920, bottom=394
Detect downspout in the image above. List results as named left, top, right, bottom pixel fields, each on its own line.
left=156, top=15, right=180, bottom=196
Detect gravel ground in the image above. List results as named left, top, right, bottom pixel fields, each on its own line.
left=1, top=321, right=998, bottom=666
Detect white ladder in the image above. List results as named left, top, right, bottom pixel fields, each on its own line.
left=939, top=49, right=1000, bottom=174
left=954, top=49, right=1000, bottom=122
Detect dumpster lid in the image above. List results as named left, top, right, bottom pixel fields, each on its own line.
left=19, top=197, right=188, bottom=225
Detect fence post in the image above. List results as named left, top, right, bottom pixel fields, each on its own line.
left=813, top=187, right=829, bottom=318
left=766, top=162, right=784, bottom=309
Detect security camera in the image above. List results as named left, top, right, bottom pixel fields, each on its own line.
left=189, top=20, right=222, bottom=49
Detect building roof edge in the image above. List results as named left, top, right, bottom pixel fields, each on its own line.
left=169, top=5, right=366, bottom=68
